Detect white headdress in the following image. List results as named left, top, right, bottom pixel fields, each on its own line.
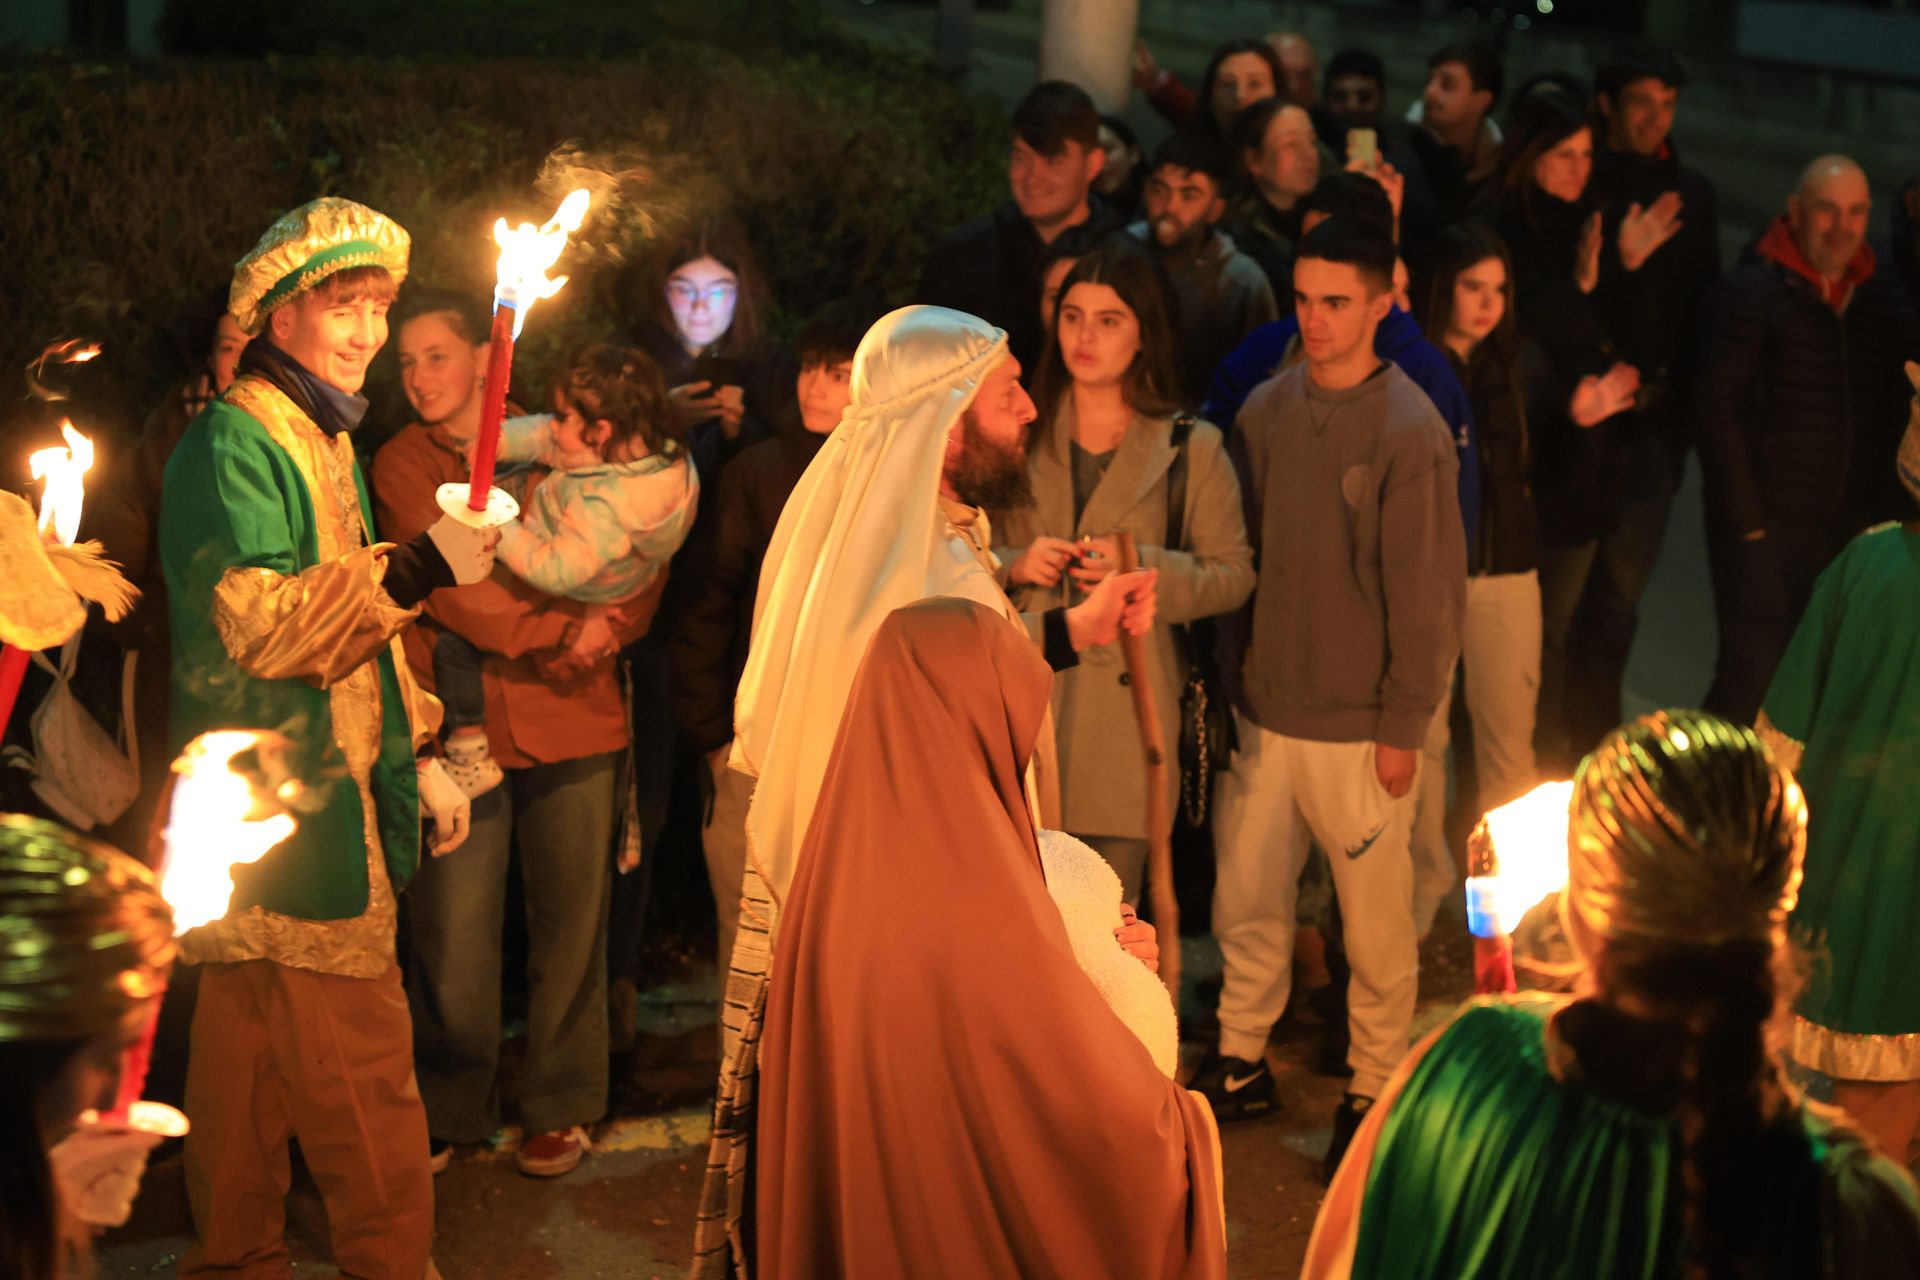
left=731, top=305, right=1014, bottom=904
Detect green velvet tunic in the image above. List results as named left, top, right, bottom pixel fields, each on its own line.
left=1763, top=525, right=1920, bottom=1076
left=1352, top=995, right=1920, bottom=1278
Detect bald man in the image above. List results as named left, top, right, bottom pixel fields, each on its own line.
left=1697, top=154, right=1920, bottom=723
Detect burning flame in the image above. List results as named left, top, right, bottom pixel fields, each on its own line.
left=26, top=338, right=102, bottom=402
left=1466, top=780, right=1576, bottom=937
left=492, top=188, right=591, bottom=339
left=159, top=732, right=299, bottom=931
left=29, top=421, right=93, bottom=546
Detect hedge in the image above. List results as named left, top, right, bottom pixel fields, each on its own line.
left=0, top=13, right=1009, bottom=464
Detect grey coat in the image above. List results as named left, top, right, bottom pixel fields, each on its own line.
left=994, top=404, right=1255, bottom=838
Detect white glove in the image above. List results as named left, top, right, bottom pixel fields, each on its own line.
left=427, top=514, right=499, bottom=586
left=49, top=1103, right=187, bottom=1228
left=417, top=757, right=471, bottom=855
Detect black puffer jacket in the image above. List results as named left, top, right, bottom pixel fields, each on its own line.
left=1696, top=243, right=1920, bottom=539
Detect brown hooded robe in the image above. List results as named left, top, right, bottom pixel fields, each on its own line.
left=754, top=597, right=1226, bottom=1278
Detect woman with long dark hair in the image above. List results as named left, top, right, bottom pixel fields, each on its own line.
left=1478, top=85, right=1642, bottom=771
left=995, top=241, right=1254, bottom=901
left=628, top=215, right=787, bottom=485
left=1305, top=710, right=1920, bottom=1278
left=0, top=816, right=176, bottom=1280
left=1406, top=221, right=1548, bottom=933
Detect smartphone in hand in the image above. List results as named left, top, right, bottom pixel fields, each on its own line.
left=1346, top=127, right=1379, bottom=173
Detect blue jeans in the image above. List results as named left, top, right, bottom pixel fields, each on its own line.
left=404, top=750, right=618, bottom=1140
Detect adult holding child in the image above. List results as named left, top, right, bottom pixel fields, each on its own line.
left=996, top=241, right=1254, bottom=901
left=373, top=299, right=675, bottom=1180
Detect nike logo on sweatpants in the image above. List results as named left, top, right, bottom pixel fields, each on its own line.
left=1344, top=824, right=1387, bottom=859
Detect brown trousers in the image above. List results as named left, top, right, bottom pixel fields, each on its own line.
left=180, top=960, right=436, bottom=1280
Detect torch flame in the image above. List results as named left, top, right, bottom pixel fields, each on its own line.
left=159, top=731, right=299, bottom=932
left=1469, top=780, right=1576, bottom=936
left=491, top=188, right=592, bottom=339
left=29, top=421, right=94, bottom=546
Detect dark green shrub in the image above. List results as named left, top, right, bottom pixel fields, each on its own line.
left=0, top=27, right=1007, bottom=458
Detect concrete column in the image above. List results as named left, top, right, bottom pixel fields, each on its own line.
left=1038, top=0, right=1139, bottom=114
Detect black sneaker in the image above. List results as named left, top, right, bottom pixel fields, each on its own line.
left=429, top=1137, right=452, bottom=1175
left=1320, top=1092, right=1375, bottom=1183
left=1188, top=1053, right=1278, bottom=1121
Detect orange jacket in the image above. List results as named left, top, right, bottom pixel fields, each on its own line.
left=371, top=421, right=655, bottom=769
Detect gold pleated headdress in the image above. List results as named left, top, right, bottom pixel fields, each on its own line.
left=0, top=815, right=175, bottom=1042
left=1567, top=710, right=1806, bottom=947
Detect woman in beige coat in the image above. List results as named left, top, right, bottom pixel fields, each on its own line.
left=996, top=241, right=1255, bottom=900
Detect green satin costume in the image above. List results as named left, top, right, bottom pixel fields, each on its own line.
left=1762, top=525, right=1920, bottom=1080
left=1352, top=994, right=1920, bottom=1278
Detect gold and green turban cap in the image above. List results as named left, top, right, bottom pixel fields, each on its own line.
left=1567, top=710, right=1806, bottom=948
left=0, top=815, right=175, bottom=1042
left=229, top=197, right=410, bottom=337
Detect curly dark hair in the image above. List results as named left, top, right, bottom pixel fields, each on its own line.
left=555, top=342, right=681, bottom=459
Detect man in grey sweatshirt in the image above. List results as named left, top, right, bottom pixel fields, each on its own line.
left=1130, top=131, right=1279, bottom=403
left=1188, top=219, right=1465, bottom=1180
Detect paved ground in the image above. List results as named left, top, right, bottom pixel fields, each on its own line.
left=94, top=924, right=1476, bottom=1278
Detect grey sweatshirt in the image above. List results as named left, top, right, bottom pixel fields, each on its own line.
left=1234, top=359, right=1465, bottom=750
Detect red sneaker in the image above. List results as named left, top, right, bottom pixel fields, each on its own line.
left=516, top=1125, right=591, bottom=1178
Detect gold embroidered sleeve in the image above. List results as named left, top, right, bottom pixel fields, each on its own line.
left=390, top=637, right=445, bottom=751
left=213, top=545, right=421, bottom=687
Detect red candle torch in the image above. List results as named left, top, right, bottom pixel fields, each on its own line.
left=438, top=188, right=592, bottom=531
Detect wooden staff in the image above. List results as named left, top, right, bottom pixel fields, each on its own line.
left=1112, top=531, right=1180, bottom=998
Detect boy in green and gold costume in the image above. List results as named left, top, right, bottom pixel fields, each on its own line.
left=1304, top=711, right=1920, bottom=1279
left=1761, top=363, right=1920, bottom=1170
left=160, top=198, right=496, bottom=1279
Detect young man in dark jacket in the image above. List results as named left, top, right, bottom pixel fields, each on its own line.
left=669, top=299, right=884, bottom=988
left=918, top=81, right=1117, bottom=375
left=1131, top=131, right=1279, bottom=404
left=1699, top=155, right=1920, bottom=724
left=1561, top=43, right=1721, bottom=754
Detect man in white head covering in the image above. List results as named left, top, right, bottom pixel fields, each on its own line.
left=692, top=304, right=1159, bottom=1275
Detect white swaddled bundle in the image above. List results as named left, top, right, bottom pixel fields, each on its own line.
left=1037, top=829, right=1179, bottom=1077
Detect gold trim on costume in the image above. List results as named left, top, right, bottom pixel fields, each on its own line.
left=1790, top=1015, right=1920, bottom=1083
left=1754, top=710, right=1805, bottom=776
left=182, top=376, right=421, bottom=979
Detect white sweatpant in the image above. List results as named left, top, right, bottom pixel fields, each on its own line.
left=1211, top=713, right=1417, bottom=1098
left=1412, top=571, right=1542, bottom=935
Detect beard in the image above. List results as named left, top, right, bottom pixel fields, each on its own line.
left=949, top=414, right=1034, bottom=512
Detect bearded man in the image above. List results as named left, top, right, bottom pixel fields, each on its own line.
left=692, top=304, right=1160, bottom=1275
